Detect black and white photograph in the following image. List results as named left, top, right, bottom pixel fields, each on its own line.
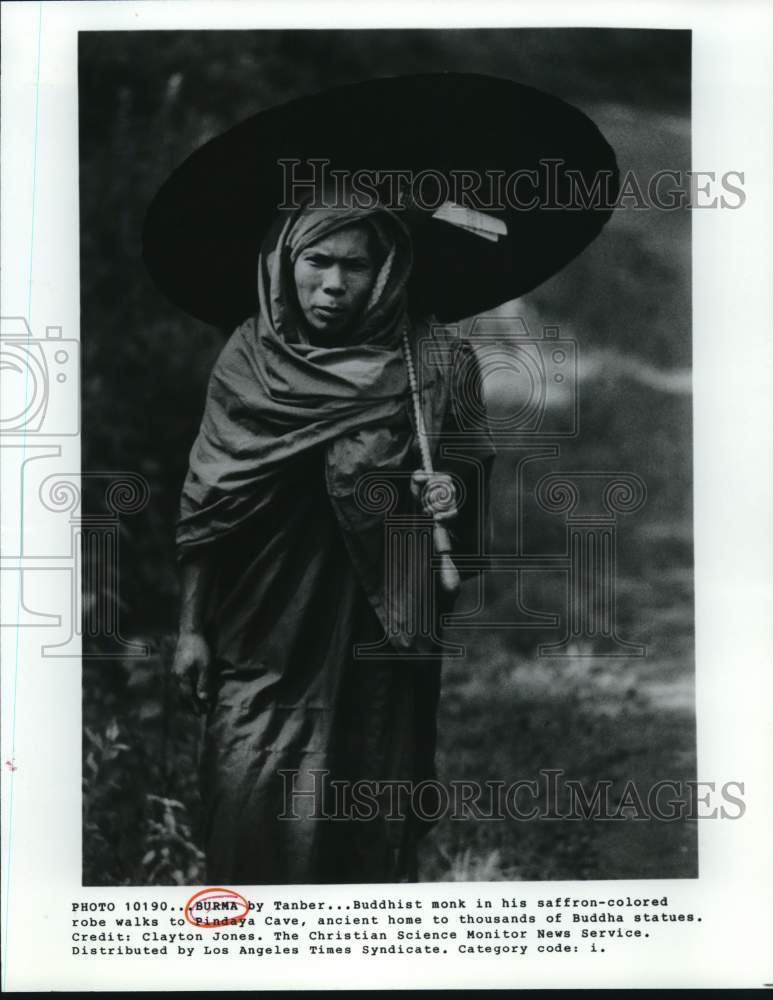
left=3, top=1, right=772, bottom=990
left=79, top=27, right=697, bottom=887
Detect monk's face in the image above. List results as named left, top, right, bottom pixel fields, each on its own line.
left=293, top=224, right=377, bottom=337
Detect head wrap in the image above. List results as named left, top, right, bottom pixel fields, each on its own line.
left=260, top=205, right=410, bottom=347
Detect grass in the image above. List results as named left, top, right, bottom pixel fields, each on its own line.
left=419, top=631, right=697, bottom=882
left=83, top=605, right=696, bottom=885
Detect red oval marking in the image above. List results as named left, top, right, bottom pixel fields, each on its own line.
left=184, top=887, right=250, bottom=929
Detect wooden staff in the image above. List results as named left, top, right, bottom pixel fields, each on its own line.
left=402, top=326, right=461, bottom=597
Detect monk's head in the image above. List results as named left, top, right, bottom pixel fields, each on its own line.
left=292, top=222, right=378, bottom=338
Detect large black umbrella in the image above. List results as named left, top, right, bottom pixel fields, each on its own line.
left=142, top=73, right=619, bottom=327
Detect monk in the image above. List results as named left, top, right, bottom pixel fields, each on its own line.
left=172, top=197, right=495, bottom=884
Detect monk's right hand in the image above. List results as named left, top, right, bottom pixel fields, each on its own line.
left=172, top=631, right=213, bottom=715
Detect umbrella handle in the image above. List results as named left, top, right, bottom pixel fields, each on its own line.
left=402, top=325, right=461, bottom=598
left=433, top=522, right=461, bottom=597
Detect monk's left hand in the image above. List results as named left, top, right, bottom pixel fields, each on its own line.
left=411, top=471, right=458, bottom=522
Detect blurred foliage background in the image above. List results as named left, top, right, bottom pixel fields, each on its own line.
left=79, top=29, right=695, bottom=885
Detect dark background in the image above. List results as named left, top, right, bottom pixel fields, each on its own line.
left=79, top=28, right=695, bottom=885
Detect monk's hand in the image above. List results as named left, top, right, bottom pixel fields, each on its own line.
left=172, top=631, right=213, bottom=715
left=410, top=471, right=458, bottom=522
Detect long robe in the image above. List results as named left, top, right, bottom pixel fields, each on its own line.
left=177, top=202, right=495, bottom=884
left=197, top=358, right=493, bottom=885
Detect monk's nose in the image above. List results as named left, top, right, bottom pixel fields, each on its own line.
left=322, top=266, right=345, bottom=296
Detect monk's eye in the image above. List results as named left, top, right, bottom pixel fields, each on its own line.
left=305, top=255, right=326, bottom=267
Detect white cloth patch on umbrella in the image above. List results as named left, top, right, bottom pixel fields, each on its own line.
left=432, top=201, right=508, bottom=242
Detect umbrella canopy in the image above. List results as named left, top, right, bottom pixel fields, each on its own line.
left=142, top=73, right=619, bottom=327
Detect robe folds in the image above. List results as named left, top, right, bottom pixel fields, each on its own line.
left=186, top=328, right=493, bottom=885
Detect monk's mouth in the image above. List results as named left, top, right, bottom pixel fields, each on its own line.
left=313, top=305, right=348, bottom=321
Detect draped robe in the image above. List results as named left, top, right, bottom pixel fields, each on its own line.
left=176, top=203, right=495, bottom=884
